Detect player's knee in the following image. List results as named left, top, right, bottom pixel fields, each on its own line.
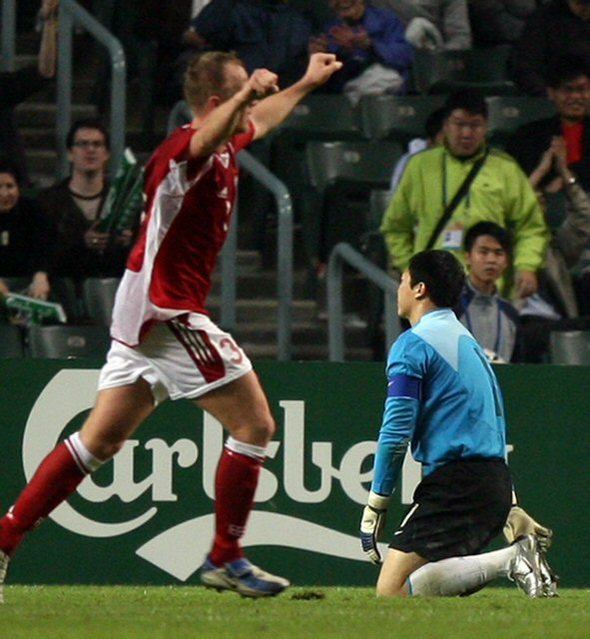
left=252, top=414, right=275, bottom=443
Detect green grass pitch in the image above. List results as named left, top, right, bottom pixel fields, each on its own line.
left=0, top=586, right=588, bottom=639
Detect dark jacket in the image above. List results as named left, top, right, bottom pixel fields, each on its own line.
left=511, top=0, right=590, bottom=96
left=506, top=115, right=590, bottom=191
left=0, top=196, right=56, bottom=277
left=38, top=179, right=132, bottom=282
left=193, top=0, right=313, bottom=87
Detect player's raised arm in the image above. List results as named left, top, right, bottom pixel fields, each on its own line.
left=188, top=58, right=280, bottom=159
left=250, top=53, right=343, bottom=140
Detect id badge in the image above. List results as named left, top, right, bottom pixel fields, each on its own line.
left=441, top=228, right=463, bottom=250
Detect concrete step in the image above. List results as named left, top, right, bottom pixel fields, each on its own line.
left=15, top=101, right=97, bottom=128
left=210, top=269, right=310, bottom=300
left=207, top=298, right=318, bottom=324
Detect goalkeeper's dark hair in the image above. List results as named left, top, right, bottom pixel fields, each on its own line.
left=408, top=250, right=465, bottom=308
left=66, top=119, right=110, bottom=150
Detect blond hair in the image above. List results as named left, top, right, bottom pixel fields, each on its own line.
left=183, top=51, right=246, bottom=113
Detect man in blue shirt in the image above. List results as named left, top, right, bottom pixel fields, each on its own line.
left=360, top=249, right=555, bottom=597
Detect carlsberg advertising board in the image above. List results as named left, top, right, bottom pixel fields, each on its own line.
left=1, top=361, right=588, bottom=586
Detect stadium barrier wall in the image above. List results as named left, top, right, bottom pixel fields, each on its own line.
left=1, top=360, right=588, bottom=587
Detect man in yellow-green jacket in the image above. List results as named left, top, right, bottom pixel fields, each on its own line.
left=381, top=89, right=549, bottom=299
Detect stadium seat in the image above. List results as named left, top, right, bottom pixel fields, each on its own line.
left=411, top=47, right=517, bottom=96
left=83, top=277, right=121, bottom=327
left=367, top=188, right=393, bottom=231
left=487, top=97, right=556, bottom=147
left=304, top=140, right=402, bottom=261
left=270, top=94, right=365, bottom=225
left=549, top=330, right=590, bottom=365
left=27, top=325, right=111, bottom=359
left=305, top=140, right=402, bottom=194
left=51, top=277, right=81, bottom=324
left=0, top=325, right=25, bottom=358
left=359, top=95, right=445, bottom=143
left=167, top=100, right=192, bottom=134
left=278, top=94, right=362, bottom=140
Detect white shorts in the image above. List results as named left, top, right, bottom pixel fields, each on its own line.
left=98, top=313, right=253, bottom=402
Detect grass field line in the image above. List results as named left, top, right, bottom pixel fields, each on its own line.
left=0, top=586, right=589, bottom=639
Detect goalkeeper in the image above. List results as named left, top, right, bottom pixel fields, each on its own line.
left=360, top=249, right=556, bottom=597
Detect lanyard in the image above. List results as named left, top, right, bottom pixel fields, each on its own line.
left=442, top=153, right=471, bottom=212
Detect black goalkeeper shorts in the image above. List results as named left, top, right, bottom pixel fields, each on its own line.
left=389, top=457, right=512, bottom=562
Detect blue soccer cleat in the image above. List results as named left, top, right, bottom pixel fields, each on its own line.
left=200, top=556, right=290, bottom=598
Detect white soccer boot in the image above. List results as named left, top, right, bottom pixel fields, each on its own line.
left=507, top=534, right=543, bottom=597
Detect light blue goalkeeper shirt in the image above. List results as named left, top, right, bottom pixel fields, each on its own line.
left=371, top=308, right=507, bottom=497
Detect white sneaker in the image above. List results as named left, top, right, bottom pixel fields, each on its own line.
left=508, top=535, right=543, bottom=597
left=200, top=556, right=290, bottom=598
left=0, top=549, right=9, bottom=604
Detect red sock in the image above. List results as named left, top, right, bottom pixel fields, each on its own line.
left=210, top=447, right=262, bottom=566
left=0, top=441, right=86, bottom=556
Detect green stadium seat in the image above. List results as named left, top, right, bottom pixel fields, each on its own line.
left=83, top=277, right=121, bottom=327
left=549, top=330, right=590, bottom=365
left=0, top=325, right=25, bottom=358
left=28, top=325, right=111, bottom=359
left=305, top=140, right=402, bottom=194
left=278, top=93, right=362, bottom=140
left=411, top=47, right=517, bottom=96
left=303, top=141, right=402, bottom=263
left=487, top=96, right=556, bottom=147
left=359, top=95, right=445, bottom=143
left=167, top=100, right=192, bottom=134
left=368, top=189, right=393, bottom=231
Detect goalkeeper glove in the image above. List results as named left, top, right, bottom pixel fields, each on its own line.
left=360, top=491, right=390, bottom=565
left=503, top=505, right=553, bottom=552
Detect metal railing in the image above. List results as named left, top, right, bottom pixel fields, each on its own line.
left=1, top=0, right=16, bottom=71
left=167, top=100, right=294, bottom=361
left=56, top=0, right=125, bottom=178
left=327, top=242, right=399, bottom=362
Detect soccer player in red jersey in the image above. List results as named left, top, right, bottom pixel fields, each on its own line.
left=0, top=51, right=342, bottom=600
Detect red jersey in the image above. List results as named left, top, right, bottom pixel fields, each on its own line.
left=111, top=122, right=255, bottom=346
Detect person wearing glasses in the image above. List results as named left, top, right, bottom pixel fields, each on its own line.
left=381, top=88, right=549, bottom=301
left=38, top=119, right=138, bottom=315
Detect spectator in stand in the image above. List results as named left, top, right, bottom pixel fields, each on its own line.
left=374, top=0, right=472, bottom=51
left=309, top=0, right=413, bottom=103
left=467, top=1, right=538, bottom=49
left=38, top=120, right=137, bottom=301
left=511, top=0, right=590, bottom=97
left=380, top=89, right=548, bottom=301
left=290, top=0, right=334, bottom=28
left=506, top=54, right=590, bottom=191
left=390, top=106, right=446, bottom=192
left=0, top=158, right=56, bottom=306
left=456, top=222, right=522, bottom=363
left=519, top=136, right=590, bottom=361
left=0, top=0, right=57, bottom=186
left=180, top=0, right=313, bottom=89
